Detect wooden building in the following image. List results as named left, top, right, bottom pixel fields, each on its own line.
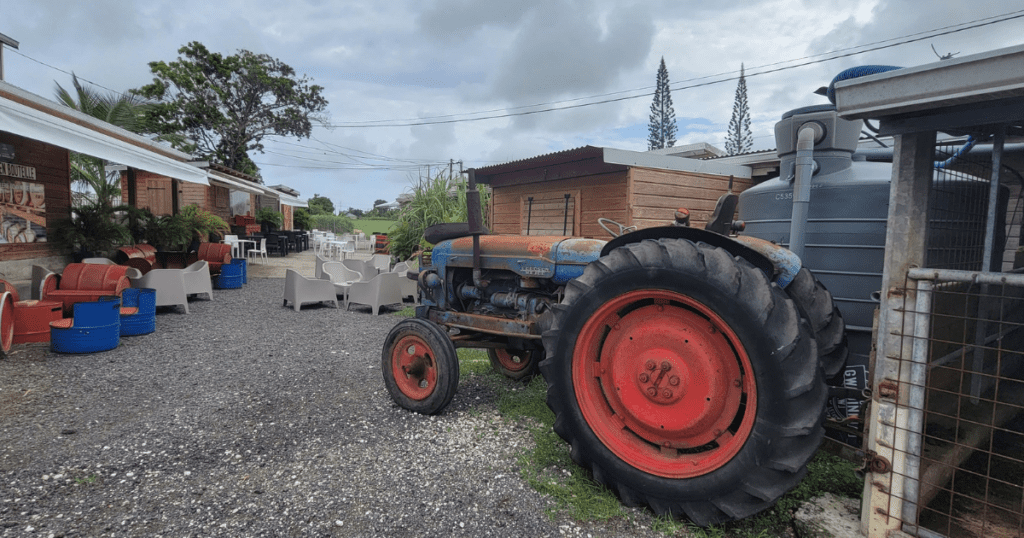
left=0, top=80, right=207, bottom=280
left=475, top=145, right=758, bottom=238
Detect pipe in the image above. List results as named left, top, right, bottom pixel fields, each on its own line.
left=788, top=122, right=822, bottom=260
left=465, top=168, right=485, bottom=288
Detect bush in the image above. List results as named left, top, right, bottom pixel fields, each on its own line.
left=387, top=173, right=489, bottom=260
left=309, top=214, right=355, bottom=234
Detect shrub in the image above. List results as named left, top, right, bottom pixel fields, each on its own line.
left=388, top=173, right=490, bottom=260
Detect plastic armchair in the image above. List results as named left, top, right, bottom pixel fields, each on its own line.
left=82, top=257, right=116, bottom=265
left=390, top=262, right=419, bottom=302
left=130, top=268, right=190, bottom=314
left=346, top=271, right=403, bottom=315
left=342, top=259, right=372, bottom=282
left=370, top=254, right=391, bottom=273
left=315, top=252, right=330, bottom=280
left=248, top=238, right=269, bottom=264
left=283, top=269, right=339, bottom=312
left=49, top=296, right=121, bottom=353
left=183, top=260, right=214, bottom=302
left=321, top=261, right=362, bottom=306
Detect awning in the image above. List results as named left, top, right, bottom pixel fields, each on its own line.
left=277, top=193, right=308, bottom=208
left=207, top=171, right=266, bottom=195
left=0, top=81, right=208, bottom=185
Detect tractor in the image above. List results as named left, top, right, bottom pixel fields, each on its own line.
left=380, top=169, right=846, bottom=526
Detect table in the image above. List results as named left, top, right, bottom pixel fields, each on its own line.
left=326, top=240, right=355, bottom=260
left=234, top=239, right=256, bottom=259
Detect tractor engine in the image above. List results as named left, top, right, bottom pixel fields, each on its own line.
left=417, top=235, right=606, bottom=333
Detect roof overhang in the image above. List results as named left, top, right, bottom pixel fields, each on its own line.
left=834, top=44, right=1024, bottom=136
left=474, top=145, right=750, bottom=188
left=277, top=193, right=307, bottom=208
left=0, top=80, right=208, bottom=184
left=207, top=170, right=267, bottom=195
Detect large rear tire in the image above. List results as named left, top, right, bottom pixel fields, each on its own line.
left=785, top=268, right=848, bottom=379
left=540, top=239, right=826, bottom=526
left=382, top=318, right=459, bottom=415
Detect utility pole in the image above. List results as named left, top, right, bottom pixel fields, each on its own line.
left=0, top=32, right=19, bottom=82
left=449, top=159, right=454, bottom=180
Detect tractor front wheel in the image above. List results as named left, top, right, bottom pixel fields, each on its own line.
left=381, top=318, right=459, bottom=415
left=487, top=348, right=538, bottom=381
left=540, top=238, right=825, bottom=526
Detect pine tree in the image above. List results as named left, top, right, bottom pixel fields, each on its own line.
left=725, top=64, right=753, bottom=155
left=648, top=57, right=677, bottom=150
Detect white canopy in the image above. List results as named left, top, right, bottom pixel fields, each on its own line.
left=0, top=81, right=208, bottom=185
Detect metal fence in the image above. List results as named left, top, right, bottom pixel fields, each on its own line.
left=869, top=138, right=1024, bottom=537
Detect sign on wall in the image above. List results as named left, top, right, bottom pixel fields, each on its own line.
left=0, top=178, right=46, bottom=244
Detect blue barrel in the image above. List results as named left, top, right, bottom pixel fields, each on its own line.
left=50, top=296, right=121, bottom=353
left=215, top=260, right=245, bottom=289
left=120, top=288, right=156, bottom=336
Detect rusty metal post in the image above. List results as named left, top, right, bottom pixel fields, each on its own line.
left=526, top=197, right=534, bottom=235
left=465, top=168, right=484, bottom=288
left=863, top=129, right=935, bottom=538
left=563, top=193, right=570, bottom=235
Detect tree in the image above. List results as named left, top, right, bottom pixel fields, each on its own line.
left=724, top=64, right=753, bottom=156
left=134, top=41, right=328, bottom=176
left=372, top=198, right=388, bottom=216
left=346, top=207, right=365, bottom=218
left=647, top=57, right=677, bottom=151
left=54, top=74, right=150, bottom=206
left=306, top=194, right=335, bottom=215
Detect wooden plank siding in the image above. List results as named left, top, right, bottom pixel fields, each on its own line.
left=489, top=171, right=628, bottom=239
left=0, top=132, right=70, bottom=261
left=628, top=167, right=753, bottom=230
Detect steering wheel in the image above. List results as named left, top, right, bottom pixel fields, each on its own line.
left=598, top=218, right=637, bottom=238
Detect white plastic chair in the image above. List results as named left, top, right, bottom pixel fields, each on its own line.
left=370, top=254, right=391, bottom=273
left=283, top=269, right=338, bottom=312
left=247, top=238, right=268, bottom=264
left=315, top=252, right=330, bottom=280
left=346, top=271, right=403, bottom=315
left=390, top=262, right=418, bottom=302
left=183, top=260, right=213, bottom=301
left=129, top=268, right=190, bottom=314
left=342, top=259, right=373, bottom=282
left=223, top=234, right=240, bottom=258
left=321, top=261, right=362, bottom=306
left=82, top=257, right=116, bottom=265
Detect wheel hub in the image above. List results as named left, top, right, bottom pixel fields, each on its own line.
left=391, top=335, right=437, bottom=400
left=573, top=290, right=757, bottom=478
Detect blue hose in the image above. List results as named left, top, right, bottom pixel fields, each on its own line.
left=824, top=65, right=977, bottom=167
left=823, top=65, right=903, bottom=104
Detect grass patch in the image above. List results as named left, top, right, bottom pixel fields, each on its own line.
left=454, top=346, right=863, bottom=535
left=351, top=218, right=397, bottom=235
left=392, top=306, right=416, bottom=318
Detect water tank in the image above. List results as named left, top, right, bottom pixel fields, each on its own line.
left=738, top=105, right=1000, bottom=420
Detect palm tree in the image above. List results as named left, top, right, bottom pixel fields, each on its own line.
left=54, top=74, right=151, bottom=206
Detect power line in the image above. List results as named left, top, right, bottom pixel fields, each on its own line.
left=330, top=8, right=1024, bottom=126
left=324, top=9, right=1024, bottom=128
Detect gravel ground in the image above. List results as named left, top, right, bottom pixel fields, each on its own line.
left=0, top=275, right=665, bottom=537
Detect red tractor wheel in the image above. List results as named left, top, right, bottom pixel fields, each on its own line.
left=785, top=268, right=848, bottom=379
left=0, top=292, right=13, bottom=358
left=381, top=318, right=459, bottom=415
left=540, top=238, right=826, bottom=526
left=487, top=348, right=538, bottom=381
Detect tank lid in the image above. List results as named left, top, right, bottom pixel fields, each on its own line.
left=782, top=104, right=837, bottom=119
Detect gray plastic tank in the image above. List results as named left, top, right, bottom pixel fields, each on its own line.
left=738, top=105, right=998, bottom=419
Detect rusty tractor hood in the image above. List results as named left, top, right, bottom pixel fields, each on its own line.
left=430, top=235, right=606, bottom=284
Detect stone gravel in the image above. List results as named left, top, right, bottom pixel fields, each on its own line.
left=0, top=277, right=664, bottom=537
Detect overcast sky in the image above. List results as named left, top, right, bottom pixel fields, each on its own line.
left=2, top=0, right=1022, bottom=212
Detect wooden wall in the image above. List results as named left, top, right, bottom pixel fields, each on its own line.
left=489, top=171, right=628, bottom=239
left=0, top=132, right=70, bottom=261
left=628, top=167, right=753, bottom=230
left=121, top=170, right=175, bottom=215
